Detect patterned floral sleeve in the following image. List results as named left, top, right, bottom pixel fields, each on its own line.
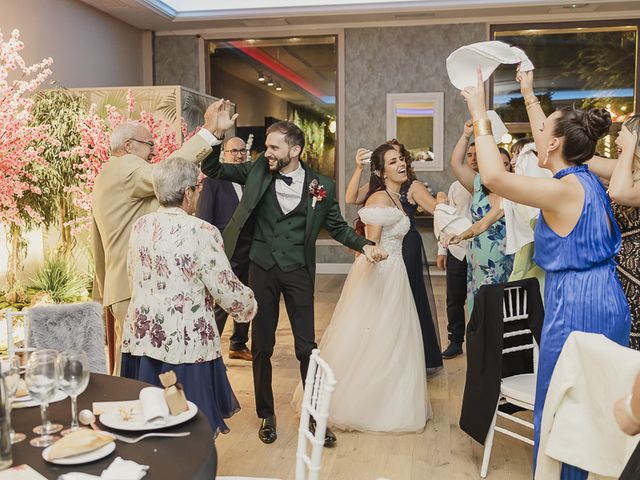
left=198, top=222, right=257, bottom=323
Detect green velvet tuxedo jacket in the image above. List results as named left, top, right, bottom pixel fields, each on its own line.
left=201, top=147, right=370, bottom=282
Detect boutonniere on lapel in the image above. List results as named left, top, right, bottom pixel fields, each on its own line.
left=308, top=179, right=327, bottom=209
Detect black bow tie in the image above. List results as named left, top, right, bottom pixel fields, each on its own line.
left=273, top=173, right=293, bottom=186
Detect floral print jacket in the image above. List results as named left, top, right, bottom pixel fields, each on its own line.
left=123, top=207, right=256, bottom=364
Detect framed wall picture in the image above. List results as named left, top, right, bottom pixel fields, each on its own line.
left=386, top=92, right=444, bottom=172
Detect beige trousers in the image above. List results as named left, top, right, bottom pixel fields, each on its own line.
left=109, top=299, right=130, bottom=376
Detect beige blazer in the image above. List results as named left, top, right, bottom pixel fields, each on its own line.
left=92, top=133, right=213, bottom=307
left=536, top=332, right=640, bottom=479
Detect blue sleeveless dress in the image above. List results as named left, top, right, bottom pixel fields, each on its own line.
left=532, top=165, right=630, bottom=479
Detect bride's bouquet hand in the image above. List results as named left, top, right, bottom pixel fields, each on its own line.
left=362, top=245, right=388, bottom=263
left=435, top=192, right=448, bottom=205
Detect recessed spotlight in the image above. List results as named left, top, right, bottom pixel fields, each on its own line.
left=267, top=77, right=274, bottom=87
left=258, top=72, right=265, bottom=82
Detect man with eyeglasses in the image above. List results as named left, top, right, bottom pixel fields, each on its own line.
left=91, top=100, right=236, bottom=375
left=196, top=136, right=253, bottom=361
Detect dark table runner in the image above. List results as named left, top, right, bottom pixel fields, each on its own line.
left=10, top=373, right=217, bottom=479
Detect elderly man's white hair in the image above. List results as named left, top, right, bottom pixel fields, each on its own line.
left=110, top=121, right=147, bottom=151
left=153, top=156, right=199, bottom=207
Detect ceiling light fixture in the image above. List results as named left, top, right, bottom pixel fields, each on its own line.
left=275, top=83, right=283, bottom=91
left=258, top=72, right=265, bottom=82
left=267, top=77, right=275, bottom=87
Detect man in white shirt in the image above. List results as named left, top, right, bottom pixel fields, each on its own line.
left=196, top=136, right=252, bottom=361
left=438, top=142, right=475, bottom=359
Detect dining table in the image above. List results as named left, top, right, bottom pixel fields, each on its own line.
left=10, top=373, right=217, bottom=479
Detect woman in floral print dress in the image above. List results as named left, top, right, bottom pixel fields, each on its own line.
left=450, top=146, right=514, bottom=315
left=122, top=157, right=257, bottom=436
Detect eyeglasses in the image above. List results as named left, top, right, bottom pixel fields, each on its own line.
left=224, top=149, right=247, bottom=156
left=129, top=138, right=155, bottom=149
left=189, top=182, right=203, bottom=191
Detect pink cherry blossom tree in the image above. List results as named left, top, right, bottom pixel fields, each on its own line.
left=66, top=90, right=189, bottom=235
left=0, top=29, right=52, bottom=301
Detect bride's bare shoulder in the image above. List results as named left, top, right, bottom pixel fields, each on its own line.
left=364, top=191, right=394, bottom=208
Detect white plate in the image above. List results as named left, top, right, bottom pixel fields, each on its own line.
left=13, top=389, right=68, bottom=408
left=42, top=440, right=116, bottom=465
left=99, top=401, right=198, bottom=431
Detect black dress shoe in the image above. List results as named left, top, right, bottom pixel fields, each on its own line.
left=309, top=418, right=337, bottom=448
left=442, top=341, right=463, bottom=359
left=258, top=416, right=277, bottom=444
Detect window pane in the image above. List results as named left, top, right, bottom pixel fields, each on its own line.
left=493, top=27, right=636, bottom=124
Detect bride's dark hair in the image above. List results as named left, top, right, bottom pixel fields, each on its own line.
left=354, top=143, right=397, bottom=237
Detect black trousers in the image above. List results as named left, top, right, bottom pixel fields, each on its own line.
left=249, top=262, right=316, bottom=419
left=215, top=257, right=250, bottom=350
left=446, top=251, right=468, bottom=344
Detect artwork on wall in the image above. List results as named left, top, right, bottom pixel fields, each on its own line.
left=386, top=92, right=444, bottom=172
left=70, top=85, right=223, bottom=139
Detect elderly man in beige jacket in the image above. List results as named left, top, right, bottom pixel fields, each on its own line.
left=92, top=99, right=236, bottom=375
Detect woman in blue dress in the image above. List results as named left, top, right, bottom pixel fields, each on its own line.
left=461, top=69, right=630, bottom=479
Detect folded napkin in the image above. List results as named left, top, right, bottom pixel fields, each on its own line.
left=447, top=40, right=535, bottom=90
left=58, top=457, right=149, bottom=480
left=433, top=203, right=472, bottom=261
left=102, top=457, right=149, bottom=480
left=139, top=386, right=169, bottom=426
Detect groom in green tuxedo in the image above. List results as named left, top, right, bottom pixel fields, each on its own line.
left=201, top=116, right=386, bottom=446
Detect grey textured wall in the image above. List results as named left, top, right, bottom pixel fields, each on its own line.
left=344, top=23, right=487, bottom=200
left=154, top=36, right=200, bottom=91
left=338, top=23, right=487, bottom=261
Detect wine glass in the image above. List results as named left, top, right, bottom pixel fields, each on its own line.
left=56, top=351, right=90, bottom=435
left=25, top=349, right=62, bottom=447
left=2, top=356, right=26, bottom=443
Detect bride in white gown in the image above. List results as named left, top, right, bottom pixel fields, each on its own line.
left=300, top=144, right=432, bottom=433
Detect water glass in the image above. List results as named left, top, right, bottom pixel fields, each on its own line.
left=56, top=351, right=90, bottom=435
left=1, top=356, right=25, bottom=443
left=25, top=349, right=62, bottom=447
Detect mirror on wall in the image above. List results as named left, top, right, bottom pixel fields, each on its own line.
left=386, top=92, right=444, bottom=172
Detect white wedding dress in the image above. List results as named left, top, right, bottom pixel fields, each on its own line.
left=311, top=206, right=432, bottom=432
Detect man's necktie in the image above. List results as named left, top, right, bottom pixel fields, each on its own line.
left=273, top=173, right=293, bottom=186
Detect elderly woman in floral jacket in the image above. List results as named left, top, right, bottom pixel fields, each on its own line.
left=122, top=156, right=257, bottom=436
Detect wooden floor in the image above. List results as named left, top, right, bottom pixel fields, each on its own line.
left=216, top=275, right=534, bottom=480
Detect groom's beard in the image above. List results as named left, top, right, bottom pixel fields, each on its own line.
left=267, top=154, right=292, bottom=172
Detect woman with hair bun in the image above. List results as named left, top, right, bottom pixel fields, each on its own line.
left=460, top=68, right=630, bottom=480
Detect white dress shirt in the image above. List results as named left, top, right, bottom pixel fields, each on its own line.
left=275, top=164, right=305, bottom=215
left=438, top=180, right=473, bottom=256
left=232, top=182, right=243, bottom=201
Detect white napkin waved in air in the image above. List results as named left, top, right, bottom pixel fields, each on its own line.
left=57, top=457, right=149, bottom=480
left=139, top=386, right=169, bottom=426
left=486, top=110, right=509, bottom=144
left=433, top=203, right=472, bottom=261
left=446, top=40, right=535, bottom=90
